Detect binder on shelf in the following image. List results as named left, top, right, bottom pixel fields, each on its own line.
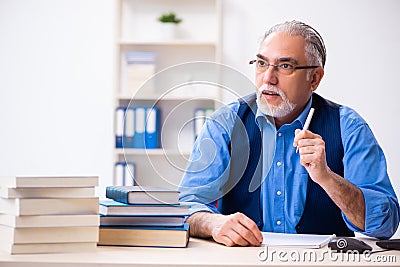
left=124, top=162, right=135, bottom=186
left=123, top=107, right=135, bottom=148
left=133, top=107, right=146, bottom=148
left=114, top=162, right=135, bottom=186
left=193, top=108, right=206, bottom=141
left=114, top=162, right=125, bottom=186
left=193, top=108, right=214, bottom=141
left=145, top=107, right=160, bottom=149
left=115, top=106, right=126, bottom=148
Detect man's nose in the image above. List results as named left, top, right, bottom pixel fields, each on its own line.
left=262, top=65, right=278, bottom=85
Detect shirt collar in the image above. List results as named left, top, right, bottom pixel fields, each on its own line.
left=296, top=96, right=313, bottom=129
left=255, top=96, right=313, bottom=129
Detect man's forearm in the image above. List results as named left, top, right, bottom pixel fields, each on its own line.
left=320, top=169, right=366, bottom=230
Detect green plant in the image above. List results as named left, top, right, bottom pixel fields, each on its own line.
left=157, top=12, right=182, bottom=24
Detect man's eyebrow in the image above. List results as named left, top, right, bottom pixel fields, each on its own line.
left=277, top=57, right=298, bottom=64
left=256, top=54, right=299, bottom=65
left=256, top=54, right=268, bottom=61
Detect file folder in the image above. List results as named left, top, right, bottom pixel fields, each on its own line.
left=124, top=162, right=135, bottom=186
left=115, top=107, right=126, bottom=148
left=134, top=107, right=146, bottom=148
left=124, top=107, right=135, bottom=148
left=194, top=108, right=206, bottom=141
left=114, top=162, right=125, bottom=186
left=145, top=107, right=160, bottom=149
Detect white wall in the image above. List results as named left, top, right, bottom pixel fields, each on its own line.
left=0, top=0, right=398, bottom=235
left=0, top=0, right=116, bottom=196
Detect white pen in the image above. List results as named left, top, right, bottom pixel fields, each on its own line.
left=296, top=107, right=315, bottom=153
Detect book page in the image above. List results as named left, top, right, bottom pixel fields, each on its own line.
left=262, top=232, right=335, bottom=248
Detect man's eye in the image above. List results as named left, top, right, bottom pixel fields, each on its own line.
left=280, top=63, right=293, bottom=69
left=257, top=60, right=267, bottom=67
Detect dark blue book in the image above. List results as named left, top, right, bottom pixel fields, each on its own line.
left=98, top=223, right=190, bottom=248
left=99, top=199, right=189, bottom=216
left=106, top=186, right=179, bottom=205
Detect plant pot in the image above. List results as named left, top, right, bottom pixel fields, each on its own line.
left=159, top=23, right=180, bottom=40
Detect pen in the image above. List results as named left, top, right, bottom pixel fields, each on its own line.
left=296, top=108, right=315, bottom=153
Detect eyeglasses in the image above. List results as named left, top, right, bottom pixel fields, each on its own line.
left=249, top=59, right=319, bottom=75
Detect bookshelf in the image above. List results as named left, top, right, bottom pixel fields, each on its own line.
left=113, top=0, right=222, bottom=189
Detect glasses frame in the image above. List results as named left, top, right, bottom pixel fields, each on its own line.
left=249, top=59, right=319, bottom=75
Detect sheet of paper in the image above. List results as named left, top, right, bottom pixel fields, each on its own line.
left=262, top=232, right=336, bottom=248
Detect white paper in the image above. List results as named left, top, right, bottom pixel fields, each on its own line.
left=262, top=232, right=336, bottom=248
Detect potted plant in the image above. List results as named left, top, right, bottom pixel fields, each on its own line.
left=157, top=12, right=182, bottom=24
left=157, top=12, right=182, bottom=39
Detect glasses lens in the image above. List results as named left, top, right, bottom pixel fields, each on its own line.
left=277, top=63, right=294, bottom=75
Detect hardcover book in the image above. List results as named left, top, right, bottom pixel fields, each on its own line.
left=0, top=187, right=96, bottom=199
left=99, top=199, right=188, bottom=216
left=105, top=186, right=179, bottom=204
left=100, top=214, right=184, bottom=227
left=0, top=176, right=98, bottom=188
left=0, top=225, right=99, bottom=244
left=98, top=223, right=189, bottom=248
left=0, top=214, right=100, bottom=228
left=0, top=197, right=99, bottom=216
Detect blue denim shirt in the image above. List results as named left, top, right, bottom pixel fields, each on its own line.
left=179, top=97, right=400, bottom=239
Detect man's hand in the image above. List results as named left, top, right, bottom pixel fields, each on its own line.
left=293, top=129, right=366, bottom=231
left=293, top=129, right=331, bottom=183
left=187, top=212, right=263, bottom=247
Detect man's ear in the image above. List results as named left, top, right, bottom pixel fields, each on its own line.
left=310, top=67, right=324, bottom=91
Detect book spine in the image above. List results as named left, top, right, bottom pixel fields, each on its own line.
left=105, top=187, right=129, bottom=204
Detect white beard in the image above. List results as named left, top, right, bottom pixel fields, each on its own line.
left=256, top=85, right=297, bottom=118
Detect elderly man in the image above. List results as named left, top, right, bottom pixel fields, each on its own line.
left=179, top=20, right=400, bottom=246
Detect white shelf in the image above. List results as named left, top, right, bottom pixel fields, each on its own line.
left=113, top=0, right=222, bottom=188
left=116, top=148, right=191, bottom=156
left=119, top=40, right=217, bottom=46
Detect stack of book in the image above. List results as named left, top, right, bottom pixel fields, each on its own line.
left=98, top=186, right=189, bottom=248
left=0, top=176, right=100, bottom=254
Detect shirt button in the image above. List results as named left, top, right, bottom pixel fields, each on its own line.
left=276, top=161, right=282, bottom=167
left=278, top=133, right=282, bottom=137
left=276, top=191, right=282, bottom=196
left=276, top=220, right=282, bottom=226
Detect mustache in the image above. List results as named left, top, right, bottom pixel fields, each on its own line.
left=257, top=84, right=284, bottom=97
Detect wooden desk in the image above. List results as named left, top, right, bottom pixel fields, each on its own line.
left=0, top=238, right=398, bottom=267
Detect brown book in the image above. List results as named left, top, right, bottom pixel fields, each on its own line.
left=98, top=224, right=189, bottom=248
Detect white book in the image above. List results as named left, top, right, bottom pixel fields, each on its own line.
left=262, top=232, right=336, bottom=248
left=0, top=225, right=99, bottom=244
left=0, top=197, right=99, bottom=216
left=0, top=187, right=95, bottom=198
left=0, top=242, right=97, bottom=254
left=0, top=176, right=98, bottom=188
left=0, top=214, right=99, bottom=228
